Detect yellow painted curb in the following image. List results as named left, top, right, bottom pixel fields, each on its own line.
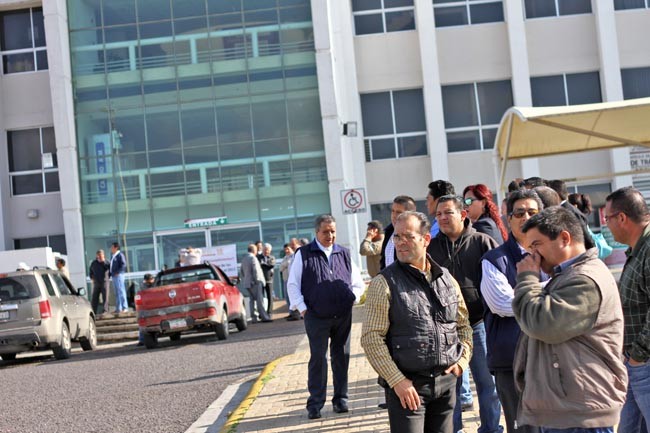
left=219, top=354, right=294, bottom=433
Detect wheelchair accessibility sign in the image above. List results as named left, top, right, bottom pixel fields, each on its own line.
left=341, top=188, right=367, bottom=214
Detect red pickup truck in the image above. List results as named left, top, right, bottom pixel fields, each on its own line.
left=135, top=263, right=247, bottom=349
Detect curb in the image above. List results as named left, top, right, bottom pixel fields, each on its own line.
left=218, top=353, right=294, bottom=433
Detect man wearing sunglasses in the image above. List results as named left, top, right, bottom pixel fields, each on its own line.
left=513, top=206, right=626, bottom=432
left=428, top=195, right=502, bottom=433
left=604, top=186, right=650, bottom=433
left=480, top=189, right=544, bottom=433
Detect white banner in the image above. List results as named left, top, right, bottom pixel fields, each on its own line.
left=202, top=244, right=238, bottom=278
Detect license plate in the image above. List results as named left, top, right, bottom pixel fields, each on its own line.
left=0, top=311, right=9, bottom=320
left=169, top=318, right=186, bottom=329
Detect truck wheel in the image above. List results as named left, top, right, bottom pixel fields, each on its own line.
left=52, top=322, right=72, bottom=360
left=1, top=353, right=17, bottom=361
left=169, top=332, right=181, bottom=342
left=214, top=309, right=229, bottom=340
left=234, top=302, right=248, bottom=332
left=80, top=317, right=97, bottom=351
left=143, top=332, right=158, bottom=349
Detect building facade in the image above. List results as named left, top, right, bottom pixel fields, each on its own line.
left=1, top=0, right=649, bottom=287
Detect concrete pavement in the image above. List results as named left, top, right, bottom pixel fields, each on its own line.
left=217, top=306, right=499, bottom=433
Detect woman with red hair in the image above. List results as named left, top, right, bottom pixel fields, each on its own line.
left=463, top=184, right=508, bottom=245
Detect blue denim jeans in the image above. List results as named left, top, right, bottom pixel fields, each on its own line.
left=454, top=322, right=503, bottom=433
left=618, top=359, right=650, bottom=433
left=460, top=369, right=473, bottom=405
left=112, top=273, right=128, bottom=312
left=540, top=428, right=612, bottom=433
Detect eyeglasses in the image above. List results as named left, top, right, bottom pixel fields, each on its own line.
left=463, top=197, right=479, bottom=206
left=510, top=208, right=540, bottom=218
left=604, top=212, right=622, bottom=223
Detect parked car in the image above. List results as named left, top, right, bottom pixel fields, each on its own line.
left=135, top=263, right=247, bottom=349
left=0, top=268, right=97, bottom=361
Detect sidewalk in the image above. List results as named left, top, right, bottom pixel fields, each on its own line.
left=221, top=306, right=495, bottom=433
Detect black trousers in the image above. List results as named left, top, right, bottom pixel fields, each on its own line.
left=494, top=370, right=539, bottom=433
left=385, top=372, right=456, bottom=433
left=303, top=311, right=352, bottom=410
left=264, top=282, right=273, bottom=315
left=91, top=281, right=107, bottom=314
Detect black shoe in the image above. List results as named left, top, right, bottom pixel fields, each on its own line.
left=333, top=402, right=349, bottom=414
left=262, top=319, right=273, bottom=323
left=307, top=408, right=321, bottom=419
left=286, top=315, right=299, bottom=321
left=378, top=402, right=387, bottom=409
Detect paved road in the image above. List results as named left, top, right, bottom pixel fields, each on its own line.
left=0, top=319, right=305, bottom=433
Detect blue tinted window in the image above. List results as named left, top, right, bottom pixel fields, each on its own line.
left=622, top=67, right=650, bottom=99
left=354, top=14, right=384, bottom=35
left=361, top=92, right=394, bottom=136
left=531, top=75, right=566, bottom=106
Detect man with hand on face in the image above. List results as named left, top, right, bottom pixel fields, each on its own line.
left=287, top=215, right=365, bottom=420
left=360, top=220, right=384, bottom=278
left=513, top=206, right=627, bottom=432
left=362, top=211, right=472, bottom=433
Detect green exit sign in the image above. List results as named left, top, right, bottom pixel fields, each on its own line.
left=184, top=216, right=228, bottom=229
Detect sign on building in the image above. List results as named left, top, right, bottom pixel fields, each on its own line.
left=340, top=188, right=367, bottom=214
left=184, top=216, right=228, bottom=229
left=202, top=244, right=238, bottom=278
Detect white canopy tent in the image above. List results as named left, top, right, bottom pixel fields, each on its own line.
left=493, top=97, right=650, bottom=195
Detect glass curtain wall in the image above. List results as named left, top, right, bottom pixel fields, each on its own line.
left=68, top=0, right=329, bottom=273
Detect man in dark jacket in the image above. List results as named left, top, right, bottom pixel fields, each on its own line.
left=259, top=243, right=276, bottom=315
left=89, top=249, right=110, bottom=314
left=480, top=189, right=543, bottom=433
left=287, top=215, right=365, bottom=420
left=362, top=211, right=472, bottom=433
left=427, top=195, right=502, bottom=433
left=381, top=195, right=417, bottom=270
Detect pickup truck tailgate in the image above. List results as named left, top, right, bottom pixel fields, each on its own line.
left=139, top=283, right=206, bottom=311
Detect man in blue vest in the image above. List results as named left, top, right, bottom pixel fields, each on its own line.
left=287, top=214, right=365, bottom=420
left=480, top=189, right=543, bottom=433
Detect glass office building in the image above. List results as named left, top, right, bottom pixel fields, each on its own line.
left=67, top=0, right=329, bottom=272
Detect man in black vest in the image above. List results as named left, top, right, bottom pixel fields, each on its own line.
left=286, top=215, right=365, bottom=420
left=362, top=211, right=472, bottom=433
left=480, top=189, right=543, bottom=433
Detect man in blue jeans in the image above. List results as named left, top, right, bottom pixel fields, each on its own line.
left=428, top=195, right=503, bottom=433
left=605, top=187, right=650, bottom=433
left=109, top=242, right=128, bottom=314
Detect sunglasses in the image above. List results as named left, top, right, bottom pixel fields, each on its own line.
left=463, top=197, right=479, bottom=206
left=510, top=208, right=540, bottom=218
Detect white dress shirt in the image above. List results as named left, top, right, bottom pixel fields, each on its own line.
left=287, top=240, right=365, bottom=313
left=384, top=234, right=396, bottom=267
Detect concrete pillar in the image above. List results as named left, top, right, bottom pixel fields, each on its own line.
left=504, top=0, right=540, bottom=179
left=43, top=0, right=86, bottom=288
left=414, top=0, right=449, bottom=180
left=311, top=0, right=368, bottom=264
left=594, top=0, right=632, bottom=190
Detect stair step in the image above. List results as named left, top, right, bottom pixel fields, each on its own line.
left=96, top=317, right=138, bottom=327
left=97, top=324, right=140, bottom=333
left=98, top=331, right=139, bottom=342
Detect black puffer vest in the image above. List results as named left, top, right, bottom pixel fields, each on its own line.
left=380, top=256, right=463, bottom=377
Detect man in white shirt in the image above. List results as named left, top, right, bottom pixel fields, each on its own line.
left=287, top=215, right=364, bottom=420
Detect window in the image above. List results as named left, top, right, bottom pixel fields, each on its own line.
left=441, top=80, right=513, bottom=152
left=524, top=0, right=591, bottom=19
left=433, top=1, right=504, bottom=27
left=531, top=71, right=602, bottom=106
left=360, top=89, right=428, bottom=161
left=7, top=127, right=58, bottom=196
left=14, top=234, right=67, bottom=254
left=0, top=7, right=47, bottom=74
left=352, top=0, right=415, bottom=35
left=621, top=67, right=650, bottom=99
left=614, top=0, right=650, bottom=10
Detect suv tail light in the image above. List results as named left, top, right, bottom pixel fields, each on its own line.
left=203, top=282, right=215, bottom=299
left=39, top=300, right=52, bottom=319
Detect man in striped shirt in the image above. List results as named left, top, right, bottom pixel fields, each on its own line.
left=604, top=186, right=650, bottom=433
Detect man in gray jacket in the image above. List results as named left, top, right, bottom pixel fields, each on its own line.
left=240, top=244, right=271, bottom=323
left=513, top=207, right=627, bottom=431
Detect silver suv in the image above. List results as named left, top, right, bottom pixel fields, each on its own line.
left=0, top=268, right=97, bottom=361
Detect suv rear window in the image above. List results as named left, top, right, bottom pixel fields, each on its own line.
left=0, top=276, right=40, bottom=301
